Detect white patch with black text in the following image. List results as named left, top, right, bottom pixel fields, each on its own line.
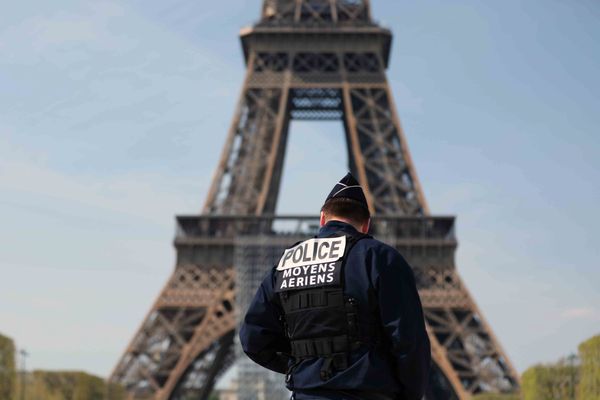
left=275, top=236, right=346, bottom=292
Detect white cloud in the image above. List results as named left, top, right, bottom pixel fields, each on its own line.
left=560, top=307, right=597, bottom=320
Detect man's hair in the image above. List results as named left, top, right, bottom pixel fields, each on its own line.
left=321, top=197, right=370, bottom=225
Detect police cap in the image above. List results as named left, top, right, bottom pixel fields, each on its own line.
left=324, top=173, right=368, bottom=210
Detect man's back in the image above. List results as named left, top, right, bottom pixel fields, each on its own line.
left=240, top=220, right=431, bottom=400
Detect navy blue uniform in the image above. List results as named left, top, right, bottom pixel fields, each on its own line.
left=240, top=220, right=431, bottom=399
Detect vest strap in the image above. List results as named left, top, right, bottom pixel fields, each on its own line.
left=290, top=335, right=351, bottom=381
left=283, top=289, right=344, bottom=313
left=290, top=334, right=349, bottom=358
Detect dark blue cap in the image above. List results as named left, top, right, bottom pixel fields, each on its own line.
left=324, top=173, right=368, bottom=209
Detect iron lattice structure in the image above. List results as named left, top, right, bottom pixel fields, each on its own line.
left=111, top=1, right=520, bottom=399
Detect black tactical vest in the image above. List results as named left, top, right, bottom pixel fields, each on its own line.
left=274, top=231, right=378, bottom=381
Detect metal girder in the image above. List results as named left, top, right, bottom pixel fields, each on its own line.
left=110, top=264, right=236, bottom=400
left=343, top=86, right=429, bottom=215
left=416, top=269, right=520, bottom=395
left=203, top=85, right=290, bottom=215
left=204, top=45, right=429, bottom=217
left=170, top=331, right=236, bottom=400
left=261, top=0, right=371, bottom=26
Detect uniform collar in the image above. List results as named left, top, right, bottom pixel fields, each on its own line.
left=318, top=220, right=360, bottom=237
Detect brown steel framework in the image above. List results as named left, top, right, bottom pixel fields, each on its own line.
left=111, top=1, right=520, bottom=399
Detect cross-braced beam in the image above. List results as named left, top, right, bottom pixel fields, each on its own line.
left=261, top=0, right=372, bottom=26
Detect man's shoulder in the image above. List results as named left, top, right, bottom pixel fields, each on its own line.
left=353, top=236, right=412, bottom=274
left=356, top=235, right=400, bottom=255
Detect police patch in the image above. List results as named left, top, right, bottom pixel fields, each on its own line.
left=275, top=236, right=346, bottom=292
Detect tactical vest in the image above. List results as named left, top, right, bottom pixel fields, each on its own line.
left=274, top=231, right=379, bottom=381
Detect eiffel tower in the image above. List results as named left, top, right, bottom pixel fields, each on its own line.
left=110, top=1, right=520, bottom=399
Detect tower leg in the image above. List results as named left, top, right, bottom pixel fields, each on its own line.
left=342, top=84, right=429, bottom=215
left=110, top=264, right=236, bottom=400
left=417, top=267, right=520, bottom=394
left=204, top=56, right=293, bottom=215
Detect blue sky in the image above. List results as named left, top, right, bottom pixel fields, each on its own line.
left=0, top=0, right=598, bottom=379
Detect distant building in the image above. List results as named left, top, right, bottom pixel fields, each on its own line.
left=217, top=387, right=237, bottom=400
left=216, top=377, right=276, bottom=400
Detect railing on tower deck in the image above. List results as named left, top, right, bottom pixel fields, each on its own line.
left=258, top=0, right=374, bottom=27
left=175, top=215, right=456, bottom=242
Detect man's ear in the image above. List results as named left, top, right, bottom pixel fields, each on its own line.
left=360, top=218, right=370, bottom=234
left=320, top=211, right=326, bottom=227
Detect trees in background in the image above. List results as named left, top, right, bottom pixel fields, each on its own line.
left=578, top=335, right=600, bottom=400
left=468, top=333, right=600, bottom=400
left=521, top=334, right=599, bottom=400
left=17, top=370, right=126, bottom=400
left=2, top=330, right=599, bottom=399
left=521, top=361, right=578, bottom=400
left=0, top=332, right=126, bottom=400
left=0, top=333, right=17, bottom=400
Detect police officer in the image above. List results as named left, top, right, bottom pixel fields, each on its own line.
left=240, top=173, right=431, bottom=400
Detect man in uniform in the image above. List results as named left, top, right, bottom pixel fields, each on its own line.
left=239, top=173, right=431, bottom=400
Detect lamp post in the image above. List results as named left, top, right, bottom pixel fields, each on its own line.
left=567, top=353, right=577, bottom=400
left=19, top=349, right=28, bottom=400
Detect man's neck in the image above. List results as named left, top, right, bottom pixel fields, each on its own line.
left=324, top=217, right=361, bottom=232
